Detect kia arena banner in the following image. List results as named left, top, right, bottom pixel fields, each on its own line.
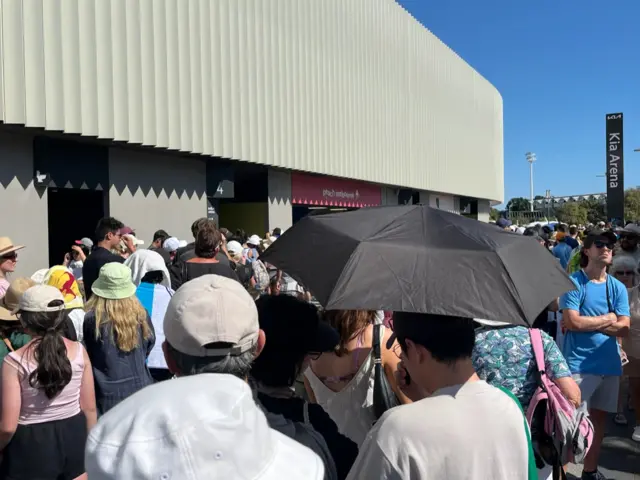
left=291, top=172, right=381, bottom=208
left=606, top=113, right=624, bottom=224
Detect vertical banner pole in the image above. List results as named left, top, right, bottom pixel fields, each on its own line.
left=606, top=113, right=624, bottom=225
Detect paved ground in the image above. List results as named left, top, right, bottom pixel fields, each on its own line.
left=566, top=398, right=640, bottom=479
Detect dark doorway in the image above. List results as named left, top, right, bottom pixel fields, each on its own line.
left=47, top=189, right=106, bottom=267
left=292, top=206, right=357, bottom=224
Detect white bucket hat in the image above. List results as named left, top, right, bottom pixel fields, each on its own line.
left=85, top=373, right=325, bottom=480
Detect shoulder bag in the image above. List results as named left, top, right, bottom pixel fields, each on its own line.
left=372, top=324, right=400, bottom=419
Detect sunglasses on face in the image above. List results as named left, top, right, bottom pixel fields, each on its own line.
left=1, top=253, right=17, bottom=261
left=615, top=270, right=635, bottom=277
left=593, top=241, right=613, bottom=250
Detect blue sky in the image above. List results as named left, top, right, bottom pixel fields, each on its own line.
left=397, top=0, right=640, bottom=207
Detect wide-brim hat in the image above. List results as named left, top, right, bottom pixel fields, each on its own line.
left=0, top=277, right=36, bottom=321
left=0, top=237, right=25, bottom=257
left=91, top=263, right=137, bottom=300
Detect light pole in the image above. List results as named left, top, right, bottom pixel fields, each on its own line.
left=544, top=189, right=551, bottom=220
left=526, top=152, right=536, bottom=212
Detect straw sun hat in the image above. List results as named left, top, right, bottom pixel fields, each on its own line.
left=91, top=263, right=137, bottom=300
left=0, top=237, right=25, bottom=257
left=0, top=278, right=36, bottom=321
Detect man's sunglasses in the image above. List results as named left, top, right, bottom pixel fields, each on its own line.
left=593, top=241, right=613, bottom=250
left=1, top=253, right=17, bottom=261
left=615, top=270, right=636, bottom=277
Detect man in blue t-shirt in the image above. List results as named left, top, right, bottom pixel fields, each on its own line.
left=552, top=237, right=573, bottom=269
left=559, top=230, right=630, bottom=480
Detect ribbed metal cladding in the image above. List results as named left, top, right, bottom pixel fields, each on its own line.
left=0, top=0, right=504, bottom=202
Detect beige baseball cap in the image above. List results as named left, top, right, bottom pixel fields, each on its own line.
left=163, top=274, right=259, bottom=357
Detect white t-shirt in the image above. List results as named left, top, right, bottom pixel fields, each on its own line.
left=69, top=260, right=83, bottom=281
left=346, top=381, right=530, bottom=480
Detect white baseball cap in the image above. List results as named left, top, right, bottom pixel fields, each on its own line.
left=162, top=236, right=180, bottom=252
left=164, top=274, right=259, bottom=357
left=178, top=240, right=188, bottom=248
left=17, top=285, right=65, bottom=314
left=247, top=234, right=261, bottom=246
left=85, top=374, right=325, bottom=480
left=123, top=234, right=145, bottom=246
left=226, top=240, right=243, bottom=256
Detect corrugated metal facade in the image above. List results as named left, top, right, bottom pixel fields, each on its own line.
left=0, top=0, right=504, bottom=202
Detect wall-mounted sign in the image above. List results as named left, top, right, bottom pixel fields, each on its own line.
left=605, top=113, right=624, bottom=224
left=206, top=161, right=235, bottom=199
left=291, top=172, right=381, bottom=207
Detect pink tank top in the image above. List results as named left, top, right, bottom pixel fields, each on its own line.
left=5, top=342, right=85, bottom=425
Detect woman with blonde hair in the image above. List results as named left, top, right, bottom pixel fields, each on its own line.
left=304, top=309, right=409, bottom=446
left=84, top=263, right=155, bottom=414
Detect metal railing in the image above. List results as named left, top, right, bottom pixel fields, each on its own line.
left=506, top=210, right=548, bottom=225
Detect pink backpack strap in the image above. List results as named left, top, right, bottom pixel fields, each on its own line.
left=529, top=328, right=546, bottom=375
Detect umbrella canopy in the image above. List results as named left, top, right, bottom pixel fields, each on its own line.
left=260, top=205, right=575, bottom=326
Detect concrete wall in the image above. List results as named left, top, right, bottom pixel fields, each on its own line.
left=419, top=191, right=460, bottom=215
left=477, top=199, right=491, bottom=222
left=267, top=170, right=292, bottom=233
left=381, top=187, right=399, bottom=206
left=108, top=148, right=207, bottom=246
left=0, top=0, right=504, bottom=203
left=0, top=130, right=48, bottom=277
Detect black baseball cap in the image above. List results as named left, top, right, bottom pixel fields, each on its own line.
left=583, top=230, right=617, bottom=248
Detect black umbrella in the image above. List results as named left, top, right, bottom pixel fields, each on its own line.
left=260, top=205, right=575, bottom=326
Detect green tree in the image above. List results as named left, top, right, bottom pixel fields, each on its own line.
left=580, top=198, right=606, bottom=224
left=624, top=188, right=640, bottom=221
left=555, top=202, right=588, bottom=225
left=489, top=208, right=501, bottom=221
left=506, top=197, right=531, bottom=212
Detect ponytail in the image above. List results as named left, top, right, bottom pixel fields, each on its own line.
left=25, top=311, right=72, bottom=399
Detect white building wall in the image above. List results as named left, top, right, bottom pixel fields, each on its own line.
left=108, top=148, right=207, bottom=246
left=429, top=193, right=458, bottom=214
left=419, top=191, right=460, bottom=215
left=0, top=130, right=48, bottom=277
left=381, top=187, right=399, bottom=206
left=477, top=199, right=491, bottom=222
left=0, top=0, right=503, bottom=203
left=267, top=170, right=293, bottom=233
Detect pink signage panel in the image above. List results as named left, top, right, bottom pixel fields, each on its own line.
left=291, top=172, right=381, bottom=207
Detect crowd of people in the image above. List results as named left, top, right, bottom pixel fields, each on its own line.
left=0, top=214, right=637, bottom=479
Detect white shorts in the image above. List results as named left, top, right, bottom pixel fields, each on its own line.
left=572, top=374, right=619, bottom=413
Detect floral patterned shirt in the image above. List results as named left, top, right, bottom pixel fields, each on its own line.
left=472, top=326, right=571, bottom=410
